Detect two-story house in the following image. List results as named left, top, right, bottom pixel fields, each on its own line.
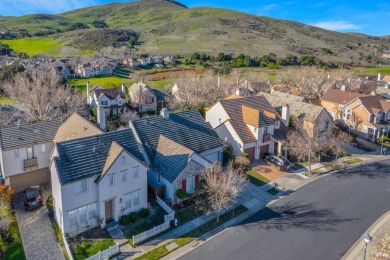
left=130, top=109, right=222, bottom=204
left=0, top=120, right=61, bottom=191
left=261, top=91, right=332, bottom=142
left=50, top=130, right=148, bottom=236
left=128, top=82, right=170, bottom=113
left=88, top=83, right=127, bottom=116
left=206, top=94, right=287, bottom=161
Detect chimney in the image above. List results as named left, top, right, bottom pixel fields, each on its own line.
left=87, top=81, right=91, bottom=104
left=270, top=86, right=275, bottom=94
left=121, top=83, right=126, bottom=94
left=217, top=75, right=221, bottom=87
left=235, top=88, right=244, bottom=96
left=378, top=73, right=381, bottom=81
left=160, top=107, right=169, bottom=119
left=281, top=103, right=290, bottom=127
left=97, top=107, right=106, bottom=131
left=340, top=85, right=346, bottom=91
left=371, top=91, right=376, bottom=96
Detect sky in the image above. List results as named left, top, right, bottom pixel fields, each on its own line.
left=0, top=0, right=389, bottom=36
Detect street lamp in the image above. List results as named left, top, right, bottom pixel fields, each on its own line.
left=363, top=233, right=372, bottom=260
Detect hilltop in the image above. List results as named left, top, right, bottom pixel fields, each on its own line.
left=0, top=0, right=389, bottom=61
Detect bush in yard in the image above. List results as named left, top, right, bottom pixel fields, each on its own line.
left=176, top=189, right=186, bottom=200
left=241, top=152, right=248, bottom=158
left=342, top=151, right=350, bottom=157
left=376, top=136, right=389, bottom=145
left=129, top=212, right=139, bottom=222
left=45, top=195, right=53, bottom=212
left=119, top=215, right=130, bottom=225
left=138, top=208, right=150, bottom=218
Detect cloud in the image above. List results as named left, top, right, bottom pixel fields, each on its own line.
left=262, top=4, right=278, bottom=11
left=310, top=21, right=363, bottom=31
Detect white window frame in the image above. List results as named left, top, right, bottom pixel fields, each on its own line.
left=109, top=174, right=115, bottom=186
left=133, top=166, right=139, bottom=179
left=69, top=202, right=97, bottom=228
left=79, top=206, right=87, bottom=224
left=41, top=143, right=47, bottom=153
left=124, top=190, right=140, bottom=208
left=345, top=108, right=351, bottom=120
left=88, top=203, right=97, bottom=220
left=74, top=180, right=88, bottom=196
left=69, top=209, right=77, bottom=228
left=186, top=176, right=195, bottom=194
left=14, top=149, right=19, bottom=158
left=121, top=170, right=127, bottom=183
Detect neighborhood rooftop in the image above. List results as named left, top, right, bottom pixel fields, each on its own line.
left=0, top=119, right=62, bottom=150
left=90, top=87, right=125, bottom=100
left=132, top=110, right=223, bottom=161
left=321, top=88, right=367, bottom=105
left=53, top=129, right=144, bottom=185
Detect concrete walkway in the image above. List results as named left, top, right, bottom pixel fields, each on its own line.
left=13, top=183, right=65, bottom=260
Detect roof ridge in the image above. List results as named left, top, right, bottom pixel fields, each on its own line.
left=101, top=141, right=124, bottom=178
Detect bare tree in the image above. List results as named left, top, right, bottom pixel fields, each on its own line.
left=204, top=162, right=247, bottom=222
left=60, top=47, right=82, bottom=58
left=286, top=117, right=329, bottom=174
left=327, top=128, right=352, bottom=160
left=372, top=233, right=390, bottom=260
left=120, top=110, right=139, bottom=125
left=3, top=68, right=85, bottom=122
left=234, top=156, right=250, bottom=174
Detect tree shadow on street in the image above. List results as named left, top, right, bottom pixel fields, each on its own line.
left=240, top=201, right=358, bottom=232
left=334, top=160, right=390, bottom=180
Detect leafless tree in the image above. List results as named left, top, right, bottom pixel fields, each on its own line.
left=234, top=156, right=251, bottom=174
left=97, top=46, right=128, bottom=59
left=286, top=117, right=329, bottom=174
left=372, top=233, right=390, bottom=260
left=60, top=47, right=82, bottom=58
left=204, top=162, right=247, bottom=222
left=327, top=128, right=352, bottom=160
left=3, top=68, right=86, bottom=122
left=120, top=110, right=139, bottom=125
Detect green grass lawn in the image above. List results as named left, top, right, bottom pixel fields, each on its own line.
left=246, top=170, right=270, bottom=187
left=0, top=97, right=15, bottom=105
left=68, top=77, right=135, bottom=94
left=73, top=239, right=114, bottom=260
left=0, top=38, right=63, bottom=57
left=135, top=205, right=248, bottom=260
left=3, top=221, right=26, bottom=260
left=352, top=66, right=390, bottom=77
left=344, top=158, right=363, bottom=165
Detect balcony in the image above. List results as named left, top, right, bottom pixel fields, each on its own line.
left=24, top=158, right=38, bottom=171
left=263, top=133, right=271, bottom=143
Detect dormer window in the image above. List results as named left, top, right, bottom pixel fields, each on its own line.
left=101, top=101, right=107, bottom=106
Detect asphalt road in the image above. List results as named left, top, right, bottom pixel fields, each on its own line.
left=181, top=159, right=390, bottom=260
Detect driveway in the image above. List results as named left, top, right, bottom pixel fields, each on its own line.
left=13, top=183, right=65, bottom=260
left=181, top=159, right=390, bottom=260
left=250, top=160, right=287, bottom=181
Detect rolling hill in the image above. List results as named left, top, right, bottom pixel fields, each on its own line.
left=0, top=0, right=389, bottom=61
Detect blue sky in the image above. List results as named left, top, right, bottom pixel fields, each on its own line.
left=0, top=0, right=389, bottom=36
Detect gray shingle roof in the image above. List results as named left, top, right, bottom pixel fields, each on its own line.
left=220, top=96, right=279, bottom=143
left=54, top=130, right=144, bottom=185
left=0, top=120, right=62, bottom=150
left=132, top=110, right=222, bottom=162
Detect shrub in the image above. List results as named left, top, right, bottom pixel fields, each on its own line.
left=342, top=151, right=351, bottom=157
left=45, top=195, right=53, bottom=212
left=119, top=215, right=130, bottom=225
left=241, top=152, right=248, bottom=158
left=176, top=189, right=186, bottom=200
left=129, top=212, right=139, bottom=223
left=139, top=208, right=150, bottom=218
left=200, top=179, right=207, bottom=188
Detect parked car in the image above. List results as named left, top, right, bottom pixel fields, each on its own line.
left=262, top=153, right=292, bottom=171
left=24, top=186, right=43, bottom=210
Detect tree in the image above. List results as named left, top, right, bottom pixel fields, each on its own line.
left=120, top=110, right=139, bottom=125
left=0, top=64, right=25, bottom=83
left=0, top=185, right=14, bottom=238
left=59, top=47, right=82, bottom=58
left=3, top=68, right=85, bottom=122
left=327, top=128, right=352, bottom=160
left=204, top=163, right=247, bottom=222
left=234, top=156, right=250, bottom=174
left=286, top=117, right=329, bottom=174
left=92, top=20, right=108, bottom=28
left=372, top=233, right=390, bottom=259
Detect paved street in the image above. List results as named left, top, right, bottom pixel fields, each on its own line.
left=13, top=184, right=65, bottom=260
left=181, top=159, right=390, bottom=260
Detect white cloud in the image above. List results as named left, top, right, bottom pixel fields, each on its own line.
left=310, top=21, right=362, bottom=31
left=262, top=4, right=278, bottom=11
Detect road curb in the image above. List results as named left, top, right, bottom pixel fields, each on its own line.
left=342, top=210, right=390, bottom=260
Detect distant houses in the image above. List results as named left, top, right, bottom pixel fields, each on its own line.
left=123, top=55, right=176, bottom=68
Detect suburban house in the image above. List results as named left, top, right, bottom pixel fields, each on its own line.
left=341, top=94, right=390, bottom=141
left=206, top=94, right=288, bottom=161
left=261, top=91, right=332, bottom=142
left=0, top=120, right=61, bottom=191
left=130, top=109, right=223, bottom=204
left=50, top=130, right=148, bottom=235
left=87, top=83, right=127, bottom=116
left=129, top=82, right=170, bottom=113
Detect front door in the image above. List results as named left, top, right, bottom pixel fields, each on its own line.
left=27, top=147, right=34, bottom=159
left=105, top=199, right=114, bottom=221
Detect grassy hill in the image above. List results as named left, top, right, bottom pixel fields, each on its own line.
left=1, top=0, right=389, bottom=60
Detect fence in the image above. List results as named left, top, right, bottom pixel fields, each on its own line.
left=62, top=233, right=74, bottom=260
left=156, top=196, right=175, bottom=215
left=132, top=221, right=170, bottom=245
left=85, top=243, right=119, bottom=260
left=164, top=212, right=175, bottom=223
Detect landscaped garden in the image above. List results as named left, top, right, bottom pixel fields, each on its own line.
left=246, top=170, right=270, bottom=187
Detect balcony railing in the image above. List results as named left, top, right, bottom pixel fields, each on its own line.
left=24, top=158, right=38, bottom=171
left=263, top=133, right=271, bottom=143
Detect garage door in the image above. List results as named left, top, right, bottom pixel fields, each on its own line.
left=244, top=147, right=255, bottom=161
left=260, top=145, right=269, bottom=157
left=9, top=167, right=50, bottom=192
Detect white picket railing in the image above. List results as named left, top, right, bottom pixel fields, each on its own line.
left=132, top=221, right=170, bottom=245
left=85, top=243, right=119, bottom=260
left=164, top=212, right=175, bottom=223
left=156, top=196, right=175, bottom=215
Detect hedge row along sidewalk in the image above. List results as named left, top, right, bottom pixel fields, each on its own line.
left=134, top=205, right=248, bottom=260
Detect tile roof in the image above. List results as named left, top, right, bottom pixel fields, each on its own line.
left=358, top=95, right=388, bottom=113
left=101, top=141, right=124, bottom=178
left=0, top=120, right=62, bottom=150
left=224, top=94, right=243, bottom=100
left=219, top=96, right=279, bottom=143
left=53, top=113, right=103, bottom=143
left=54, top=130, right=144, bottom=185
left=132, top=110, right=222, bottom=162
left=153, top=135, right=201, bottom=182
left=321, top=88, right=367, bottom=105
left=267, top=90, right=307, bottom=103
left=94, top=88, right=125, bottom=100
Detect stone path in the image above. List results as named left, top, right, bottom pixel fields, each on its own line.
left=106, top=221, right=132, bottom=255
left=13, top=183, right=65, bottom=260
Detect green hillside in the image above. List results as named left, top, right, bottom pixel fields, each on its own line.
left=0, top=0, right=389, bottom=60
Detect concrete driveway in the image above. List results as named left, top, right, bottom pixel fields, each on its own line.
left=13, top=183, right=65, bottom=260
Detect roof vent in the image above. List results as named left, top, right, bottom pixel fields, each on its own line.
left=92, top=147, right=96, bottom=153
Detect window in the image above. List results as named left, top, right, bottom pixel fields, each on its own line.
left=27, top=147, right=34, bottom=160
left=79, top=206, right=87, bottom=223
left=88, top=203, right=97, bottom=220
left=254, top=127, right=257, bottom=133
left=264, top=127, right=268, bottom=135
left=14, top=149, right=19, bottom=158
left=125, top=190, right=140, bottom=208
left=109, top=174, right=114, bottom=186
left=133, top=190, right=140, bottom=206
left=345, top=108, right=351, bottom=120
left=69, top=209, right=77, bottom=227
left=133, top=166, right=139, bottom=179
left=121, top=170, right=128, bottom=183
left=186, top=176, right=195, bottom=193
left=118, top=100, right=122, bottom=105
left=219, top=118, right=221, bottom=124
left=74, top=180, right=87, bottom=195
left=41, top=144, right=47, bottom=153
left=124, top=193, right=132, bottom=208
left=100, top=100, right=107, bottom=106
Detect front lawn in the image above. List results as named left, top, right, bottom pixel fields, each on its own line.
left=0, top=97, right=15, bottom=105
left=134, top=205, right=248, bottom=260
left=3, top=221, right=26, bottom=260
left=246, top=170, right=270, bottom=187
left=73, top=239, right=114, bottom=260
left=344, top=158, right=363, bottom=165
